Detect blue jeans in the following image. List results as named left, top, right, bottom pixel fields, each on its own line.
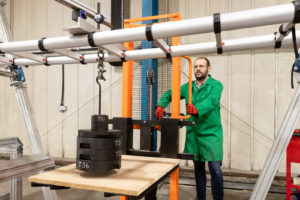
left=193, top=160, right=224, bottom=200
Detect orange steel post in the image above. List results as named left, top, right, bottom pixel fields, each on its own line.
left=170, top=167, right=179, bottom=200
left=171, top=14, right=182, bottom=118
left=120, top=196, right=128, bottom=200
left=121, top=22, right=134, bottom=118
left=123, top=13, right=183, bottom=121
left=178, top=56, right=192, bottom=120
left=125, top=13, right=177, bottom=23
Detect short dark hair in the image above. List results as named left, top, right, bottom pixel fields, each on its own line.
left=194, top=57, right=210, bottom=67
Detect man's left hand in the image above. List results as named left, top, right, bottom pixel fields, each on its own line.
left=186, top=104, right=198, bottom=116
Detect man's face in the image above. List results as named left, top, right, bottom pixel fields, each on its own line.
left=194, top=59, right=211, bottom=81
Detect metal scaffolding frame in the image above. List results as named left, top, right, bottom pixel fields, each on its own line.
left=0, top=2, right=58, bottom=200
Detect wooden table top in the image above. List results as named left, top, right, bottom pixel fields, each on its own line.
left=28, top=155, right=180, bottom=196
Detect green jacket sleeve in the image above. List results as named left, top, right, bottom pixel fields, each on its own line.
left=195, top=82, right=223, bottom=117
left=157, top=84, right=187, bottom=108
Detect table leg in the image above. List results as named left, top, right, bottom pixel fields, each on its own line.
left=120, top=196, right=128, bottom=200
left=170, top=167, right=179, bottom=200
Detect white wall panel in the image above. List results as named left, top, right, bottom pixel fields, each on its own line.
left=46, top=0, right=64, bottom=157
left=33, top=0, right=49, bottom=154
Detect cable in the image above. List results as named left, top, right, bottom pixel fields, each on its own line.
left=22, top=76, right=123, bottom=151
left=60, top=64, right=65, bottom=107
left=291, top=26, right=299, bottom=89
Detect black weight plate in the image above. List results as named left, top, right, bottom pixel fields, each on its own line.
left=91, top=115, right=108, bottom=131
left=76, top=148, right=121, bottom=161
left=78, top=129, right=121, bottom=138
left=76, top=159, right=121, bottom=173
left=77, top=136, right=122, bottom=150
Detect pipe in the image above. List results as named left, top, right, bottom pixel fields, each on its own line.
left=0, top=3, right=296, bottom=53
left=0, top=70, right=17, bottom=78
left=3, top=30, right=300, bottom=67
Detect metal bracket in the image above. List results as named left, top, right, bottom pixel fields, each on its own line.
left=9, top=65, right=26, bottom=83
left=274, top=23, right=294, bottom=48
left=154, top=39, right=171, bottom=58
left=53, top=48, right=82, bottom=61
left=12, top=52, right=45, bottom=63
left=64, top=17, right=98, bottom=35
left=102, top=43, right=127, bottom=59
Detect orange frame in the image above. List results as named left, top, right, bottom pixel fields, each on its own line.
left=120, top=13, right=183, bottom=200
left=121, top=13, right=182, bottom=119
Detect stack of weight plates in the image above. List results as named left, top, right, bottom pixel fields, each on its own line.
left=76, top=115, right=121, bottom=173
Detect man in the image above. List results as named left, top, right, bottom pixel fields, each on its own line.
left=156, top=57, right=224, bottom=200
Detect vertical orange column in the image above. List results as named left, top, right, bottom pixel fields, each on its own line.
left=171, top=13, right=182, bottom=119
left=120, top=22, right=132, bottom=200
left=121, top=23, right=134, bottom=118
left=170, top=167, right=179, bottom=200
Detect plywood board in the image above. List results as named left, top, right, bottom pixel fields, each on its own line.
left=29, top=155, right=180, bottom=196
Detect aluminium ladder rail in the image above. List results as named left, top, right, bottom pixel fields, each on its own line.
left=0, top=137, right=23, bottom=200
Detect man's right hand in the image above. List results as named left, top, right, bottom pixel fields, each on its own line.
left=156, top=106, right=166, bottom=120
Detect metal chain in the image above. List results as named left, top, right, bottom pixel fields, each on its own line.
left=96, top=47, right=106, bottom=115
left=97, top=47, right=106, bottom=82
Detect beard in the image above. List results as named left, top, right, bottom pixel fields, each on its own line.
left=195, top=70, right=208, bottom=81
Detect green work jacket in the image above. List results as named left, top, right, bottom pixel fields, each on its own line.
left=157, top=75, right=223, bottom=161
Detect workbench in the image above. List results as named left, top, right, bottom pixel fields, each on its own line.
left=28, top=155, right=180, bottom=200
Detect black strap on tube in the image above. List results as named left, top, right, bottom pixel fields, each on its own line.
left=293, top=0, right=300, bottom=23
left=43, top=57, right=50, bottom=66
left=80, top=54, right=86, bottom=65
left=38, top=37, right=48, bottom=52
left=213, top=13, right=223, bottom=54
left=145, top=24, right=154, bottom=41
left=87, top=32, right=97, bottom=47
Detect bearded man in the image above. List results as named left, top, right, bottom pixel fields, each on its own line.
left=156, top=57, right=224, bottom=200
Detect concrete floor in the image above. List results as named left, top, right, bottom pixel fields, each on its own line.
left=0, top=175, right=286, bottom=200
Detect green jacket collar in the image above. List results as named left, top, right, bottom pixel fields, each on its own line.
left=193, top=75, right=212, bottom=90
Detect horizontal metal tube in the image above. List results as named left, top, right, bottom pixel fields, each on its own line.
left=0, top=155, right=54, bottom=183
left=3, top=30, right=299, bottom=67
left=0, top=2, right=296, bottom=53
left=0, top=70, right=17, bottom=78
left=55, top=0, right=97, bottom=18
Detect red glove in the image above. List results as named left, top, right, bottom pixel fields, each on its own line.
left=156, top=106, right=166, bottom=119
left=186, top=104, right=198, bottom=116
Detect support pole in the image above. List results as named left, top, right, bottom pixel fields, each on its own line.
left=0, top=70, right=16, bottom=78
left=121, top=22, right=134, bottom=118
left=170, top=167, right=179, bottom=200
left=171, top=15, right=181, bottom=118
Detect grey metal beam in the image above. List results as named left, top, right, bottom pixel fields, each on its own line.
left=0, top=155, right=55, bottom=183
